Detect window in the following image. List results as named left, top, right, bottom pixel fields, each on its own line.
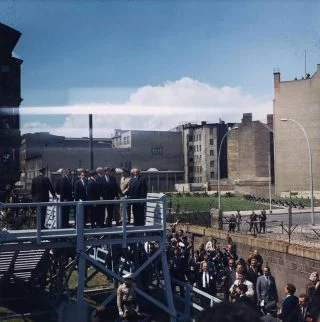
left=151, top=146, right=164, bottom=155
left=188, top=134, right=193, bottom=142
left=210, top=150, right=214, bottom=156
left=199, top=134, right=201, bottom=141
left=199, top=145, right=201, bottom=152
left=196, top=145, right=198, bottom=152
left=127, top=136, right=130, bottom=144
left=210, top=160, right=214, bottom=167
left=210, top=139, right=214, bottom=145
left=199, top=177, right=202, bottom=183
left=210, top=172, right=215, bottom=179
left=199, top=166, right=202, bottom=173
left=188, top=146, right=193, bottom=152
left=209, top=128, right=213, bottom=135
left=189, top=158, right=193, bottom=163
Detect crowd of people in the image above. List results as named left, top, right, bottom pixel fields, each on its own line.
left=30, top=166, right=147, bottom=229
left=165, top=226, right=320, bottom=322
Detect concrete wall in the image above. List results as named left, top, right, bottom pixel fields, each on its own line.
left=180, top=224, right=320, bottom=296
left=274, top=66, right=320, bottom=194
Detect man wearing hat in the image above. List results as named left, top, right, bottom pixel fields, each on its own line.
left=117, top=273, right=137, bottom=318
left=31, top=167, right=56, bottom=229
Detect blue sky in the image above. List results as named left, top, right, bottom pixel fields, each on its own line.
left=1, top=0, right=320, bottom=137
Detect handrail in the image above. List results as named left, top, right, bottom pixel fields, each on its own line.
left=0, top=195, right=167, bottom=248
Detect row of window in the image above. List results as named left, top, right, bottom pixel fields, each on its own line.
left=151, top=146, right=164, bottom=155
left=122, top=136, right=130, bottom=145
left=194, top=166, right=202, bottom=174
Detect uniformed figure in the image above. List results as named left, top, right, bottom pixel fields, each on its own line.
left=249, top=211, right=258, bottom=233
left=259, top=209, right=267, bottom=233
left=117, top=273, right=137, bottom=318
left=228, top=214, right=236, bottom=233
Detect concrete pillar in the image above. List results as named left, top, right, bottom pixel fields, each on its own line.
left=210, top=208, right=224, bottom=230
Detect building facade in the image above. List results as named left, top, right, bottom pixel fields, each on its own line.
left=228, top=113, right=274, bottom=195
left=21, top=130, right=184, bottom=191
left=0, top=23, right=23, bottom=189
left=273, top=65, right=320, bottom=195
left=181, top=121, right=234, bottom=184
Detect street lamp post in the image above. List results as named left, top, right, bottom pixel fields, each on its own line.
left=280, top=118, right=314, bottom=225
left=218, top=125, right=238, bottom=210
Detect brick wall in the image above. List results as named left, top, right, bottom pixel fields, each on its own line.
left=179, top=224, right=320, bottom=296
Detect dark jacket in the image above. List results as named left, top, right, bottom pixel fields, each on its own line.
left=236, top=294, right=254, bottom=308
left=74, top=178, right=87, bottom=201
left=86, top=178, right=100, bottom=201
left=278, top=295, right=298, bottom=321
left=128, top=175, right=147, bottom=199
left=31, top=174, right=55, bottom=202
left=197, top=271, right=217, bottom=295
left=59, top=175, right=73, bottom=201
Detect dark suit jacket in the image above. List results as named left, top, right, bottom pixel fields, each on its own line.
left=128, top=175, right=147, bottom=199
left=222, top=267, right=235, bottom=290
left=31, top=175, right=55, bottom=202
left=97, top=175, right=119, bottom=200
left=278, top=295, right=298, bottom=321
left=59, top=175, right=73, bottom=201
left=74, top=178, right=87, bottom=201
left=247, top=267, right=260, bottom=287
left=197, top=271, right=216, bottom=295
left=86, top=179, right=100, bottom=201
left=236, top=294, right=254, bottom=308
left=286, top=305, right=309, bottom=322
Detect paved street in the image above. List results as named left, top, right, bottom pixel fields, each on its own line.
left=224, top=207, right=320, bottom=229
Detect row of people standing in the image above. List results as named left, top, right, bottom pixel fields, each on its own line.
left=31, top=167, right=147, bottom=229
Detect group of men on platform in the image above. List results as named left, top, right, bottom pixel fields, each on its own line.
left=30, top=167, right=147, bottom=229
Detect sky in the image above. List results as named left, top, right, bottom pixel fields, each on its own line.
left=1, top=0, right=320, bottom=137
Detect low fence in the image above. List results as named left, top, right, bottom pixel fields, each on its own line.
left=167, top=212, right=211, bottom=228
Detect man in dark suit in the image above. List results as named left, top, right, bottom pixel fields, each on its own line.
left=128, top=168, right=147, bottom=226
left=74, top=170, right=87, bottom=201
left=59, top=169, right=73, bottom=228
left=247, top=258, right=260, bottom=305
left=196, top=262, right=217, bottom=297
left=256, top=266, right=278, bottom=312
left=100, top=167, right=120, bottom=227
left=287, top=294, right=310, bottom=322
left=222, top=259, right=235, bottom=301
left=31, top=167, right=56, bottom=229
left=278, top=283, right=299, bottom=321
left=86, top=171, right=100, bottom=228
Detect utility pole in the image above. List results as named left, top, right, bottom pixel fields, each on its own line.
left=89, top=114, right=93, bottom=170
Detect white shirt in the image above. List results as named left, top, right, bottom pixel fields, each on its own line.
left=230, top=279, right=254, bottom=298
left=202, top=272, right=209, bottom=288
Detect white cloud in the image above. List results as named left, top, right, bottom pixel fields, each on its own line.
left=21, top=77, right=273, bottom=137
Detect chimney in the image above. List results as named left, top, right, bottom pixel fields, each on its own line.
left=273, top=69, right=281, bottom=89
left=317, top=64, right=320, bottom=72
left=267, top=114, right=273, bottom=129
left=201, top=121, right=207, bottom=126
left=242, top=113, right=252, bottom=124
